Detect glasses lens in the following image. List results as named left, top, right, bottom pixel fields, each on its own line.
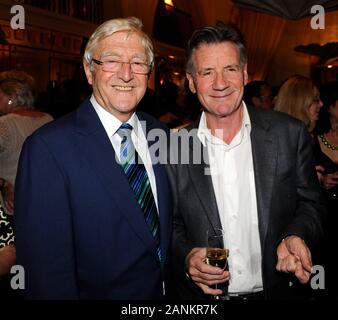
left=131, top=62, right=149, bottom=74
left=101, top=60, right=149, bottom=74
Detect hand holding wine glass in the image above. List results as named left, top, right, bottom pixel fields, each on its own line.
left=206, top=228, right=229, bottom=299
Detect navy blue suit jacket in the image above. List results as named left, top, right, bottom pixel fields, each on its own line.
left=14, top=99, right=172, bottom=299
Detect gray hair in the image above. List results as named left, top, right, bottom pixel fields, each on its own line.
left=0, top=78, right=34, bottom=109
left=83, top=17, right=154, bottom=71
left=186, top=23, right=247, bottom=74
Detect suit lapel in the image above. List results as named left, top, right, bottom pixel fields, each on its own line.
left=75, top=102, right=159, bottom=256
left=187, top=126, right=222, bottom=232
left=249, top=107, right=277, bottom=245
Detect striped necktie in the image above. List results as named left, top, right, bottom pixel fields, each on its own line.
left=117, top=123, right=162, bottom=261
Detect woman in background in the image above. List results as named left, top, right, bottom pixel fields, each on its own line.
left=274, top=75, right=327, bottom=299
left=275, top=75, right=323, bottom=133
left=313, top=88, right=338, bottom=299
left=275, top=75, right=324, bottom=181
left=0, top=77, right=52, bottom=299
left=0, top=77, right=53, bottom=215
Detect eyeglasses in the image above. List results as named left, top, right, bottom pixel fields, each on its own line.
left=92, top=58, right=151, bottom=75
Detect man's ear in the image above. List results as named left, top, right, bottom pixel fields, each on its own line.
left=186, top=72, right=196, bottom=94
left=84, top=62, right=93, bottom=85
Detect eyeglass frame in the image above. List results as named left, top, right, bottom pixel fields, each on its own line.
left=91, top=58, right=152, bottom=75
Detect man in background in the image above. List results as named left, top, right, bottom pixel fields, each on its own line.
left=244, top=80, right=274, bottom=110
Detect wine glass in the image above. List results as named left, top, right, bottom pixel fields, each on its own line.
left=206, top=228, right=229, bottom=300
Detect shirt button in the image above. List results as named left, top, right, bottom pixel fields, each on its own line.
left=237, top=270, right=242, bottom=275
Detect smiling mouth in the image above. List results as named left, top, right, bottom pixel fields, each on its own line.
left=210, top=92, right=235, bottom=99
left=113, top=86, right=133, bottom=91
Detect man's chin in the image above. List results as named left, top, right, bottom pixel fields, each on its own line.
left=205, top=103, right=243, bottom=118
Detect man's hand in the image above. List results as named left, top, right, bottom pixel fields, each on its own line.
left=185, top=247, right=230, bottom=296
left=276, top=235, right=312, bottom=284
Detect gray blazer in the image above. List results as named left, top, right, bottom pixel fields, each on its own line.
left=167, top=106, right=325, bottom=299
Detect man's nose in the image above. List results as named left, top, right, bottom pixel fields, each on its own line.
left=117, top=62, right=133, bottom=81
left=213, top=72, right=229, bottom=90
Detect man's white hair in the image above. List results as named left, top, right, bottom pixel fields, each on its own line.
left=83, top=17, right=154, bottom=70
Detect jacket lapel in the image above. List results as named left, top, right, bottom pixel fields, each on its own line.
left=75, top=101, right=159, bottom=257
left=187, top=124, right=222, bottom=232
left=248, top=107, right=277, bottom=245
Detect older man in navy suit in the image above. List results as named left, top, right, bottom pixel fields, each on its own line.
left=15, top=17, right=172, bottom=299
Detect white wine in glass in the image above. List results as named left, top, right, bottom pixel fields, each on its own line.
left=206, top=228, right=229, bottom=299
left=206, top=247, right=229, bottom=269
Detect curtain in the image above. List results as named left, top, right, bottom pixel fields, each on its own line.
left=231, top=7, right=286, bottom=80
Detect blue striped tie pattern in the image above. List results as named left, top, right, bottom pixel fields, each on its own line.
left=117, top=123, right=162, bottom=261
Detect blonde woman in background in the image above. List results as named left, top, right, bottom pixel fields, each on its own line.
left=275, top=75, right=323, bottom=133
left=275, top=75, right=325, bottom=182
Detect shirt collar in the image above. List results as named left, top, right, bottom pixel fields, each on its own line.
left=90, top=94, right=140, bottom=138
left=197, top=101, right=251, bottom=148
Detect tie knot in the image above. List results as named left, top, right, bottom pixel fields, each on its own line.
left=117, top=123, right=133, bottom=144
left=120, top=123, right=133, bottom=130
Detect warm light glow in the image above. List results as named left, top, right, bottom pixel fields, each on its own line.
left=327, top=65, right=333, bottom=68
left=168, top=55, right=175, bottom=59
left=173, top=72, right=180, bottom=76
left=164, top=0, right=174, bottom=6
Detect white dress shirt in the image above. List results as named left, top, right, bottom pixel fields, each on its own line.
left=90, top=95, right=159, bottom=210
left=197, top=103, right=263, bottom=294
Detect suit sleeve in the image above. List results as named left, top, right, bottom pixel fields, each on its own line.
left=280, top=123, right=325, bottom=249
left=14, top=135, right=79, bottom=299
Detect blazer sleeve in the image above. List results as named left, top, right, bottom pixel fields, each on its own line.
left=279, top=123, right=326, bottom=249
left=14, top=135, right=79, bottom=299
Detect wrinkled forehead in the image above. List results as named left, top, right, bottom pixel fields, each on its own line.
left=96, top=31, right=148, bottom=58
left=192, top=42, right=241, bottom=66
